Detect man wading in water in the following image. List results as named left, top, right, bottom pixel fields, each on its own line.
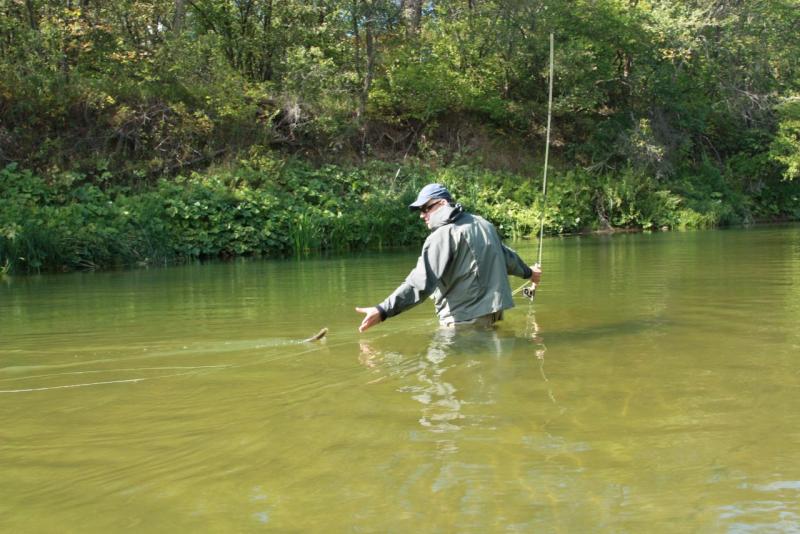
left=356, top=183, right=542, bottom=332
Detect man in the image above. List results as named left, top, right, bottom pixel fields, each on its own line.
left=356, top=183, right=542, bottom=332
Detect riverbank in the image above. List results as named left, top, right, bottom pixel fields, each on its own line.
left=2, top=158, right=799, bottom=274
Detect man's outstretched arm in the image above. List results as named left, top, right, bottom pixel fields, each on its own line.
left=355, top=233, right=452, bottom=332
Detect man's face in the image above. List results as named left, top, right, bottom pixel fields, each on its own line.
left=419, top=199, right=446, bottom=229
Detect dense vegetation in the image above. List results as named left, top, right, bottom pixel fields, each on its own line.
left=2, top=0, right=799, bottom=274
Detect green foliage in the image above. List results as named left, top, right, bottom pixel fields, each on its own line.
left=0, top=164, right=131, bottom=271
left=668, top=160, right=751, bottom=227
left=371, top=44, right=468, bottom=123
left=1, top=0, right=798, bottom=188
left=432, top=165, right=681, bottom=237
left=3, top=156, right=799, bottom=275
left=591, top=170, right=683, bottom=230
left=1, top=0, right=799, bottom=275
left=770, top=98, right=800, bottom=181
left=0, top=161, right=425, bottom=274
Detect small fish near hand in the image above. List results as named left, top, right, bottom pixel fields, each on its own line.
left=302, top=328, right=328, bottom=343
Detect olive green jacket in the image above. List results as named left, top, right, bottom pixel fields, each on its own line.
left=376, top=204, right=532, bottom=324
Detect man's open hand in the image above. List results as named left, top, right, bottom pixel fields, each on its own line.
left=355, top=306, right=382, bottom=333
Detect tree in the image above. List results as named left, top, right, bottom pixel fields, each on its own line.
left=771, top=97, right=800, bottom=180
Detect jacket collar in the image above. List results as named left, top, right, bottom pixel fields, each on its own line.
left=429, top=203, right=464, bottom=230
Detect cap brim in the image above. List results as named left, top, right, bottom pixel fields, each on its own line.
left=408, top=199, right=427, bottom=211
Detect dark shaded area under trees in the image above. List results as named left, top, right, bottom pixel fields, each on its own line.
left=1, top=0, right=799, bottom=273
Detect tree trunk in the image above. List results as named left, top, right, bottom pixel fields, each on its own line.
left=173, top=0, right=186, bottom=32
left=359, top=8, right=375, bottom=120
left=25, top=0, right=38, bottom=30
left=260, top=0, right=274, bottom=81
left=352, top=0, right=362, bottom=81
left=358, top=0, right=377, bottom=154
left=401, top=0, right=422, bottom=36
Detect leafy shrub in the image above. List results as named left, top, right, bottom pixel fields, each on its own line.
left=770, top=97, right=800, bottom=181
left=1, top=156, right=797, bottom=275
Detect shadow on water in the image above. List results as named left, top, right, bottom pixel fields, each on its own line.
left=532, top=315, right=672, bottom=345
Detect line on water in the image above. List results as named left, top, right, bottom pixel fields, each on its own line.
left=0, top=340, right=295, bottom=376
left=0, top=370, right=206, bottom=394
left=1, top=322, right=434, bottom=394
left=0, top=377, right=146, bottom=393
left=0, top=365, right=232, bottom=383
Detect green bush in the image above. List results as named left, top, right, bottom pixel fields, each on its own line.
left=0, top=160, right=427, bottom=273
left=770, top=98, right=800, bottom=181
left=1, top=157, right=798, bottom=275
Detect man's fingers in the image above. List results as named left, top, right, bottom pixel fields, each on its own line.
left=359, top=317, right=372, bottom=333
left=356, top=307, right=376, bottom=332
left=529, top=263, right=542, bottom=284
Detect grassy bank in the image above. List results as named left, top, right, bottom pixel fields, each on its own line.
left=2, top=157, right=799, bottom=275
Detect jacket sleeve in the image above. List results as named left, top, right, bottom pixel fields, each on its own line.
left=502, top=243, right=533, bottom=279
left=377, top=230, right=454, bottom=319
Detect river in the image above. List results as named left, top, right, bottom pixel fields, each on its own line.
left=2, top=225, right=799, bottom=532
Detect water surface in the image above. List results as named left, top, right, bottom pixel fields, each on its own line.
left=2, top=225, right=799, bottom=531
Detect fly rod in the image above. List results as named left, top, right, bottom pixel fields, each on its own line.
left=514, top=32, right=554, bottom=300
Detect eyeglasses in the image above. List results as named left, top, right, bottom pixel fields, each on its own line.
left=420, top=200, right=442, bottom=214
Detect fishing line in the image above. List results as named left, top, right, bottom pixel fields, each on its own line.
left=0, top=370, right=205, bottom=394
left=0, top=339, right=331, bottom=393
left=0, top=334, right=328, bottom=393
left=0, top=334, right=324, bottom=380
left=0, top=318, right=438, bottom=394
left=0, top=335, right=374, bottom=393
left=514, top=32, right=554, bottom=301
left=0, top=340, right=279, bottom=376
left=0, top=365, right=232, bottom=384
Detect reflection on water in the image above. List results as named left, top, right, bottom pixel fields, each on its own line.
left=363, top=325, right=537, bottom=436
left=2, top=226, right=800, bottom=532
left=356, top=316, right=566, bottom=529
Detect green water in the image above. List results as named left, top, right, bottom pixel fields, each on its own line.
left=2, top=226, right=799, bottom=532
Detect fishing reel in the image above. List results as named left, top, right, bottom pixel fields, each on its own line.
left=522, top=284, right=537, bottom=300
